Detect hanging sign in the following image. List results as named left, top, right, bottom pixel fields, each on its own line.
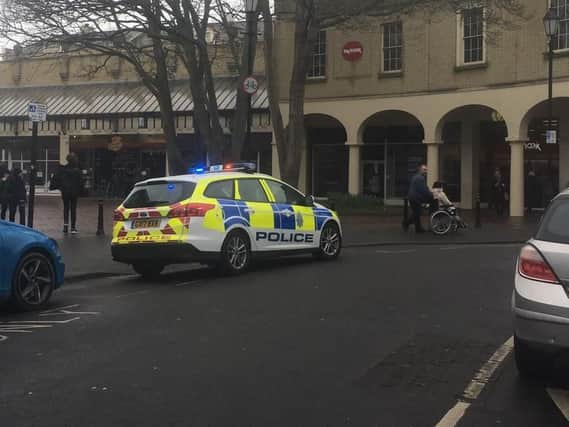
left=342, top=41, right=364, bottom=62
left=108, top=135, right=123, bottom=152
left=242, top=76, right=259, bottom=95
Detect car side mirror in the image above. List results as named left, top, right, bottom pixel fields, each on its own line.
left=305, top=195, right=315, bottom=206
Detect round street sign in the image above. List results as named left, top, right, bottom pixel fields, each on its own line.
left=342, top=41, right=364, bottom=62
left=243, top=76, right=259, bottom=95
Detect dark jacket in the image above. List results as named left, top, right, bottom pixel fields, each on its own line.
left=0, top=175, right=8, bottom=203
left=408, top=173, right=432, bottom=204
left=6, top=173, right=27, bottom=202
left=53, top=164, right=83, bottom=199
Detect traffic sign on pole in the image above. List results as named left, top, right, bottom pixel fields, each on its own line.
left=242, top=76, right=259, bottom=96
left=28, top=103, right=47, bottom=122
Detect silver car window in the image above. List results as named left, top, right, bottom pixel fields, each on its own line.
left=536, top=197, right=569, bottom=244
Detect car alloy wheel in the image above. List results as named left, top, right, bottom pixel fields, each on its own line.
left=318, top=223, right=342, bottom=259
left=13, top=252, right=55, bottom=310
left=222, top=231, right=251, bottom=274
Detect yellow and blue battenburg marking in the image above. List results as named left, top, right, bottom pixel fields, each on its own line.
left=314, top=208, right=333, bottom=231
left=272, top=204, right=296, bottom=230
left=219, top=199, right=251, bottom=229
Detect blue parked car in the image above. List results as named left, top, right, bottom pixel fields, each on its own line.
left=0, top=221, right=65, bottom=310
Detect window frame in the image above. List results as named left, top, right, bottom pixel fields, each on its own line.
left=263, top=179, right=308, bottom=206
left=80, top=118, right=91, bottom=130
left=551, top=0, right=569, bottom=52
left=381, top=21, right=403, bottom=73
left=456, top=6, right=486, bottom=66
left=307, top=30, right=327, bottom=79
left=235, top=178, right=270, bottom=203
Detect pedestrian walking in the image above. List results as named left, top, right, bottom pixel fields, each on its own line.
left=51, top=153, right=83, bottom=234
left=6, top=168, right=27, bottom=225
left=0, top=165, right=9, bottom=220
left=491, top=168, right=506, bottom=217
left=526, top=169, right=541, bottom=214
left=402, top=164, right=433, bottom=234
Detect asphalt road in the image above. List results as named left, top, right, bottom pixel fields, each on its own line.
left=1, top=244, right=568, bottom=427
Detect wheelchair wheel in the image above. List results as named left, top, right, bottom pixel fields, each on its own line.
left=431, top=211, right=453, bottom=236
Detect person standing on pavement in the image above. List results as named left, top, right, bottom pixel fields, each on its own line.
left=491, top=168, right=506, bottom=216
left=0, top=165, right=9, bottom=220
left=52, top=153, right=83, bottom=234
left=6, top=168, right=27, bottom=225
left=403, top=164, right=433, bottom=234
left=525, top=169, right=541, bottom=214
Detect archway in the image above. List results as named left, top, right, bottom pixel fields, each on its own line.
left=519, top=98, right=569, bottom=207
left=305, top=114, right=348, bottom=197
left=359, top=110, right=425, bottom=201
left=435, top=105, right=509, bottom=209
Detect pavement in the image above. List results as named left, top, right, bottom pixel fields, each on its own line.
left=1, top=243, right=567, bottom=426
left=24, top=196, right=540, bottom=281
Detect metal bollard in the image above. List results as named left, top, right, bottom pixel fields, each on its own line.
left=96, top=199, right=105, bottom=236
left=403, top=197, right=409, bottom=224
left=475, top=193, right=481, bottom=228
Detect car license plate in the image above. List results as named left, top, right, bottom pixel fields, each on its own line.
left=132, top=219, right=161, bottom=229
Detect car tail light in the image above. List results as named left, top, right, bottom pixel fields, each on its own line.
left=168, top=203, right=215, bottom=218
left=518, top=245, right=559, bottom=284
left=113, top=209, right=125, bottom=222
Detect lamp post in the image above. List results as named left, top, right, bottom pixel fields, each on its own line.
left=543, top=8, right=560, bottom=138
left=244, top=0, right=258, bottom=160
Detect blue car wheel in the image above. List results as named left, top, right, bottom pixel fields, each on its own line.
left=12, top=252, right=56, bottom=310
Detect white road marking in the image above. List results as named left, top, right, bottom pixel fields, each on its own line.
left=4, top=318, right=81, bottom=324
left=435, top=336, right=514, bottom=427
left=547, top=388, right=569, bottom=421
left=175, top=281, right=202, bottom=288
left=376, top=249, right=417, bottom=254
left=116, top=290, right=150, bottom=299
left=40, top=304, right=80, bottom=313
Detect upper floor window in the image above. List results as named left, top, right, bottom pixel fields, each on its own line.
left=80, top=118, right=90, bottom=130
left=308, top=30, right=327, bottom=79
left=382, top=21, right=403, bottom=72
left=551, top=0, right=569, bottom=50
left=461, top=7, right=484, bottom=64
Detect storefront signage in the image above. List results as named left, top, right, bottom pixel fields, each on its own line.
left=524, top=142, right=542, bottom=152
left=108, top=135, right=123, bottom=152
left=28, top=103, right=47, bottom=122
left=342, top=41, right=364, bottom=62
left=546, top=130, right=557, bottom=144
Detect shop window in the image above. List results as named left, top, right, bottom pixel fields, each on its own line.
left=552, top=0, right=569, bottom=50
left=308, top=30, right=327, bottom=79
left=382, top=22, right=403, bottom=72
left=457, top=7, right=485, bottom=65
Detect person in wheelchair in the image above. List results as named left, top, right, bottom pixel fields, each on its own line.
left=430, top=182, right=466, bottom=234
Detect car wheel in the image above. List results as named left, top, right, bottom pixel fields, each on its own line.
left=132, top=263, right=165, bottom=279
left=315, top=222, right=342, bottom=260
left=220, top=230, right=251, bottom=275
left=514, top=336, right=548, bottom=379
left=12, top=252, right=56, bottom=311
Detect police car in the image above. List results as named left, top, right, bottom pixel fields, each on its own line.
left=111, top=163, right=342, bottom=277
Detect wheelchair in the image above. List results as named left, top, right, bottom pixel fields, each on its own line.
left=430, top=205, right=467, bottom=236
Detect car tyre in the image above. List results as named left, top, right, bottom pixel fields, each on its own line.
left=132, top=263, right=165, bottom=279
left=12, top=251, right=56, bottom=311
left=315, top=222, right=342, bottom=260
left=514, top=335, right=548, bottom=379
left=220, top=230, right=251, bottom=275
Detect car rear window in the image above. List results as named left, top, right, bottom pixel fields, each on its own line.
left=123, top=181, right=196, bottom=208
left=536, top=197, right=569, bottom=244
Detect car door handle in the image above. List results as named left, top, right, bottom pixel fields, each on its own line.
left=280, top=209, right=294, bottom=217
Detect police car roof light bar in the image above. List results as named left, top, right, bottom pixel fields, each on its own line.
left=208, top=162, right=257, bottom=174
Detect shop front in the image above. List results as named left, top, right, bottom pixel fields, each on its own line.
left=0, top=136, right=60, bottom=193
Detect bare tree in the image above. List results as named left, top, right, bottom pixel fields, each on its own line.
left=260, top=0, right=527, bottom=187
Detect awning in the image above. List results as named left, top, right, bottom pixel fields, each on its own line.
left=0, top=77, right=268, bottom=119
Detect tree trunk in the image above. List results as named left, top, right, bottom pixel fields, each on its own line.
left=230, top=15, right=259, bottom=162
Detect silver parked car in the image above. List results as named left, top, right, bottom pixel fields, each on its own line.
left=513, top=189, right=569, bottom=377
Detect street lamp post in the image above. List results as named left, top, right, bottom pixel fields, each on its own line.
left=244, top=0, right=258, bottom=160
left=543, top=8, right=560, bottom=137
